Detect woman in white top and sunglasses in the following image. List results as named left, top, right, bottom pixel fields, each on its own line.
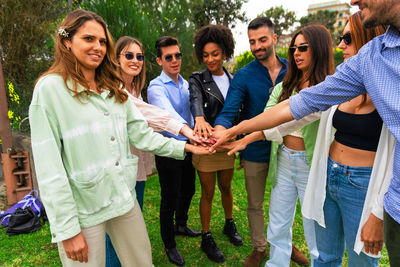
left=222, top=12, right=392, bottom=267
left=222, top=24, right=334, bottom=266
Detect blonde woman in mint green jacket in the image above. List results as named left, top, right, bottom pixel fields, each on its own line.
left=29, top=10, right=209, bottom=267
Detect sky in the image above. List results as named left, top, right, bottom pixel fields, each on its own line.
left=233, top=0, right=359, bottom=55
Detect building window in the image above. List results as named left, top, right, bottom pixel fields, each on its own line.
left=339, top=13, right=343, bottom=17
left=338, top=21, right=342, bottom=26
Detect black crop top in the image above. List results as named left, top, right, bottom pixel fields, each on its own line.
left=332, top=108, right=383, bottom=151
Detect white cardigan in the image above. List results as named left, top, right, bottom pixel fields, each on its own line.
left=263, top=106, right=395, bottom=256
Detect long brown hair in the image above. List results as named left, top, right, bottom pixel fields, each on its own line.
left=279, top=24, right=335, bottom=102
left=347, top=11, right=387, bottom=107
left=349, top=11, right=388, bottom=53
left=40, top=9, right=127, bottom=103
left=115, top=36, right=146, bottom=97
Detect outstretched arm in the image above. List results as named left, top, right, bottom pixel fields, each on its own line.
left=218, top=131, right=265, bottom=155
left=211, top=99, right=293, bottom=151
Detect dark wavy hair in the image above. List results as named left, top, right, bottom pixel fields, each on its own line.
left=116, top=36, right=146, bottom=97
left=348, top=11, right=388, bottom=53
left=155, top=36, right=179, bottom=58
left=248, top=16, right=274, bottom=32
left=39, top=9, right=127, bottom=103
left=279, top=24, right=334, bottom=102
left=193, top=24, right=235, bottom=64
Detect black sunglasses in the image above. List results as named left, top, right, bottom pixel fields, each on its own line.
left=164, top=53, right=182, bottom=62
left=339, top=32, right=352, bottom=45
left=289, top=44, right=309, bottom=54
left=123, top=53, right=144, bottom=61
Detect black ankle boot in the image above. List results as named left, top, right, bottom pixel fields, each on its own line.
left=223, top=218, right=243, bottom=246
left=201, top=232, right=225, bottom=263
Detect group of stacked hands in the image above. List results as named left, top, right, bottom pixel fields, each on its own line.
left=28, top=0, right=400, bottom=266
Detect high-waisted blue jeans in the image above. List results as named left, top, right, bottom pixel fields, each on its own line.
left=314, top=157, right=379, bottom=267
left=266, top=144, right=318, bottom=266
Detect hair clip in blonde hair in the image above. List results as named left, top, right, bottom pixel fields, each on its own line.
left=58, top=28, right=69, bottom=38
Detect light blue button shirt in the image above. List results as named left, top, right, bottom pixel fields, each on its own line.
left=147, top=71, right=194, bottom=141
left=289, top=26, right=400, bottom=223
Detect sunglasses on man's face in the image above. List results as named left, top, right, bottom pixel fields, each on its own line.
left=164, top=53, right=182, bottom=62
left=289, top=44, right=309, bottom=54
left=123, top=53, right=144, bottom=61
left=339, top=32, right=352, bottom=45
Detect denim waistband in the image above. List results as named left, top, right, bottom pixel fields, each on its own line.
left=327, top=156, right=373, bottom=174
left=280, top=143, right=306, bottom=156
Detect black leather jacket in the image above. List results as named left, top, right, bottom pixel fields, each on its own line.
left=189, top=68, right=232, bottom=125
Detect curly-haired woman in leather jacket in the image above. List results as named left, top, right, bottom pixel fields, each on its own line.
left=189, top=24, right=242, bottom=263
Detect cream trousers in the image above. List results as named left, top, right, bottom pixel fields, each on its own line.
left=58, top=201, right=152, bottom=267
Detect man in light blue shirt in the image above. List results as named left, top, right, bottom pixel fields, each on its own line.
left=288, top=0, right=400, bottom=265
left=147, top=36, right=199, bottom=266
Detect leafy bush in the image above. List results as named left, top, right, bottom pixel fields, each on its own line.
left=0, top=0, right=67, bottom=128
left=81, top=0, right=201, bottom=98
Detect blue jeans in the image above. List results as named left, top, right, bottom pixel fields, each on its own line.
left=106, top=181, right=146, bottom=267
left=135, top=181, right=146, bottom=210
left=314, top=157, right=379, bottom=267
left=266, top=145, right=318, bottom=267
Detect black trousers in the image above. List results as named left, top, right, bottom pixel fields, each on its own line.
left=384, top=209, right=400, bottom=266
left=155, top=153, right=196, bottom=249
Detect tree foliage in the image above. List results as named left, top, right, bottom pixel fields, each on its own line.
left=81, top=0, right=248, bottom=94
left=298, top=10, right=338, bottom=37
left=81, top=0, right=199, bottom=92
left=260, top=6, right=297, bottom=47
left=189, top=0, right=248, bottom=29
left=0, top=0, right=67, bottom=119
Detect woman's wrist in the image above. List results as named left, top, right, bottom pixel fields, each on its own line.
left=195, top=116, right=206, bottom=123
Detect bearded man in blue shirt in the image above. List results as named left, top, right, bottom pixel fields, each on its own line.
left=213, top=17, right=309, bottom=267
left=147, top=36, right=201, bottom=266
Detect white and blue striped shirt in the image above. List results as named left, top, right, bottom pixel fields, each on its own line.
left=290, top=26, right=400, bottom=224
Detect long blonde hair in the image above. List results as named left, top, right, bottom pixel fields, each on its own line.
left=39, top=9, right=127, bottom=103
left=115, top=36, right=146, bottom=97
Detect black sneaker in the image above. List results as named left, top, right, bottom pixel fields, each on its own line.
left=201, top=232, right=225, bottom=263
left=223, top=218, right=243, bottom=246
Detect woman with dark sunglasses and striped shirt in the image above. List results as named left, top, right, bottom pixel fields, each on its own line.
left=301, top=12, right=390, bottom=266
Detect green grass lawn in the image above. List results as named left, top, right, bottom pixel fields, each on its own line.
left=0, top=166, right=390, bottom=266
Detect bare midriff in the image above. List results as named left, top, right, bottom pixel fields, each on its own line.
left=329, top=140, right=376, bottom=167
left=283, top=135, right=306, bottom=151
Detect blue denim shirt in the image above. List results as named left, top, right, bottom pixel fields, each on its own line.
left=214, top=57, right=287, bottom=163
left=147, top=71, right=194, bottom=141
left=290, top=26, right=400, bottom=224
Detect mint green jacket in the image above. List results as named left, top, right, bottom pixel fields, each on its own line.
left=29, top=74, right=186, bottom=242
left=265, top=82, right=320, bottom=187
